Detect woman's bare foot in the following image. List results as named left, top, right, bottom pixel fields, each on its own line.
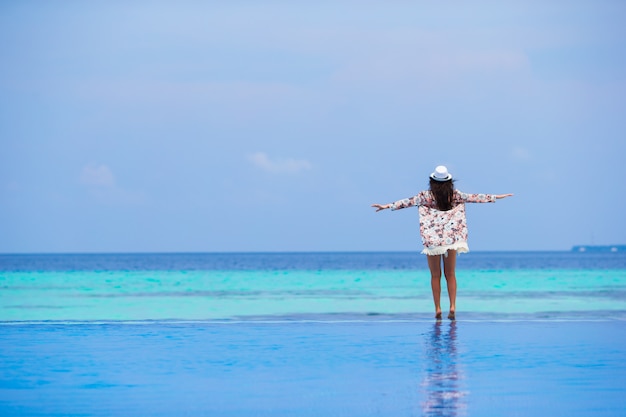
left=448, top=311, right=456, bottom=320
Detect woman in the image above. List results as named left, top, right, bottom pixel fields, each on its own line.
left=372, top=166, right=513, bottom=320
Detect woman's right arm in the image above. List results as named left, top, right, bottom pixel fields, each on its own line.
left=371, top=203, right=393, bottom=212
left=372, top=192, right=428, bottom=212
left=455, top=191, right=514, bottom=203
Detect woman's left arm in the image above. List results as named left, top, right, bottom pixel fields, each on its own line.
left=456, top=191, right=514, bottom=203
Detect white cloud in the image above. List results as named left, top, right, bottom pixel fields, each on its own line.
left=79, top=163, right=145, bottom=205
left=247, top=152, right=312, bottom=174
left=512, top=147, right=532, bottom=160
left=79, top=163, right=115, bottom=187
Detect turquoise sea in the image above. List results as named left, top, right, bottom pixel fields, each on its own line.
left=1, top=251, right=626, bottom=416
left=2, top=251, right=626, bottom=321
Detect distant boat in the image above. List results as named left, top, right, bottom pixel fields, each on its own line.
left=571, top=245, right=626, bottom=253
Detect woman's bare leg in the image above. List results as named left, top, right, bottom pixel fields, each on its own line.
left=427, top=255, right=443, bottom=317
left=443, top=250, right=457, bottom=317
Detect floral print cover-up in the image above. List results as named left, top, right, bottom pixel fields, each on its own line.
left=390, top=190, right=496, bottom=255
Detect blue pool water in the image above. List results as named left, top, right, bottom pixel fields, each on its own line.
left=1, top=252, right=625, bottom=416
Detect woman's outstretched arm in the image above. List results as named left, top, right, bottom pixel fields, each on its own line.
left=456, top=191, right=514, bottom=203
left=371, top=203, right=392, bottom=212
left=372, top=192, right=428, bottom=212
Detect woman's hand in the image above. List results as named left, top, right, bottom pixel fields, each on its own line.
left=496, top=194, right=514, bottom=199
left=371, top=203, right=391, bottom=212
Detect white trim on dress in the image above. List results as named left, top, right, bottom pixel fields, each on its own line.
left=421, top=242, right=469, bottom=257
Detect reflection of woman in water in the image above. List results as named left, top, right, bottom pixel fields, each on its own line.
left=422, top=321, right=465, bottom=417
left=372, top=165, right=513, bottom=319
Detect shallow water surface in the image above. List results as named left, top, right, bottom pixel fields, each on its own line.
left=1, top=252, right=625, bottom=416
left=1, top=320, right=624, bottom=416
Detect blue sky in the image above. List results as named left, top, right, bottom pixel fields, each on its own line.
left=1, top=1, right=625, bottom=253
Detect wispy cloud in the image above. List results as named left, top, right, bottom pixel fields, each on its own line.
left=79, top=163, right=116, bottom=187
left=247, top=152, right=312, bottom=174
left=511, top=146, right=532, bottom=161
left=79, top=163, right=145, bottom=205
left=342, top=48, right=528, bottom=77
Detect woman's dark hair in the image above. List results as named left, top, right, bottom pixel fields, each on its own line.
left=429, top=178, right=455, bottom=211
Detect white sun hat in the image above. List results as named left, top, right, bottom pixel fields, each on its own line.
left=430, top=165, right=452, bottom=181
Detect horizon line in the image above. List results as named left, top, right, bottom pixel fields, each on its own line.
left=2, top=248, right=623, bottom=256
